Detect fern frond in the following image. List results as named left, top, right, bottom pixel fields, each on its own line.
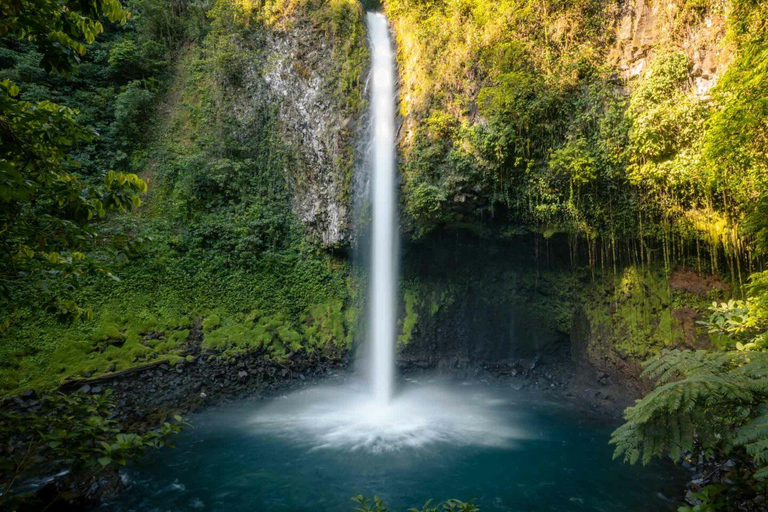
left=613, top=349, right=768, bottom=472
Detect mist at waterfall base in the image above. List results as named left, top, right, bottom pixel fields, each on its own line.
left=214, top=10, right=514, bottom=460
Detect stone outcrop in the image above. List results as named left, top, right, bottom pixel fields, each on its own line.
left=612, top=0, right=732, bottom=97
left=261, top=31, right=351, bottom=247
left=233, top=12, right=365, bottom=249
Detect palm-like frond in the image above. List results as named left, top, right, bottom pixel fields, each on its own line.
left=612, top=349, right=768, bottom=477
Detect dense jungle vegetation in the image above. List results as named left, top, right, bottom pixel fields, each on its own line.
left=389, top=0, right=767, bottom=276
left=1, top=0, right=768, bottom=510
left=383, top=1, right=768, bottom=499
left=0, top=0, right=366, bottom=395
left=1, top=0, right=364, bottom=504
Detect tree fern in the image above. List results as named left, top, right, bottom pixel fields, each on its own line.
left=611, top=349, right=768, bottom=476
left=736, top=406, right=768, bottom=478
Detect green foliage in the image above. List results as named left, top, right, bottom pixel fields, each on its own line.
left=202, top=300, right=352, bottom=360
left=627, top=53, right=704, bottom=169
left=678, top=485, right=728, bottom=512
left=308, top=0, right=368, bottom=112
left=129, top=0, right=212, bottom=48
left=112, top=80, right=155, bottom=144
left=354, top=495, right=389, bottom=512
left=584, top=267, right=679, bottom=359
left=302, top=299, right=351, bottom=354
left=611, top=347, right=768, bottom=477
left=736, top=405, right=768, bottom=478
left=697, top=299, right=754, bottom=349
left=702, top=0, right=768, bottom=207
left=612, top=95, right=768, bottom=496
left=612, top=349, right=751, bottom=465
left=388, top=0, right=626, bottom=238
left=549, top=137, right=597, bottom=190
left=746, top=271, right=768, bottom=326
left=0, top=0, right=172, bottom=326
left=398, top=290, right=420, bottom=346
left=108, top=37, right=167, bottom=82
left=388, top=0, right=768, bottom=279
left=203, top=309, right=301, bottom=359
left=0, top=391, right=185, bottom=507
left=352, top=496, right=479, bottom=512
left=0, top=0, right=361, bottom=395
left=0, top=0, right=130, bottom=74
left=409, top=499, right=480, bottom=512
left=0, top=74, right=147, bottom=325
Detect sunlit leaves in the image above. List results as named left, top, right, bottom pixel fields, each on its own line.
left=626, top=53, right=706, bottom=174
left=389, top=0, right=768, bottom=267
left=0, top=0, right=130, bottom=74
left=703, top=41, right=768, bottom=204
left=548, top=136, right=597, bottom=188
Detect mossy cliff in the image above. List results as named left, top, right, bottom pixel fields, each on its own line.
left=0, top=0, right=368, bottom=396
left=570, top=265, right=731, bottom=401
left=2, top=1, right=767, bottom=509
left=0, top=0, right=758, bottom=404
left=385, top=0, right=765, bottom=284
left=154, top=0, right=368, bottom=249
left=396, top=234, right=574, bottom=366
left=377, top=0, right=762, bottom=399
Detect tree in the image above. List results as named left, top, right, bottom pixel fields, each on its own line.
left=0, top=0, right=130, bottom=74
left=611, top=288, right=768, bottom=496
left=0, top=0, right=148, bottom=326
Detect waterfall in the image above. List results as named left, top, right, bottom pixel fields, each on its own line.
left=246, top=11, right=524, bottom=457
left=366, top=11, right=398, bottom=405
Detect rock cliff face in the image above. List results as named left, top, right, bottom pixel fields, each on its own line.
left=612, top=0, right=732, bottom=97
left=396, top=232, right=734, bottom=411
left=234, top=4, right=367, bottom=248
left=261, top=28, right=353, bottom=247
left=395, top=234, right=573, bottom=372
left=253, top=1, right=733, bottom=248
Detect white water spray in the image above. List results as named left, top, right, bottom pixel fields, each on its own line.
left=367, top=11, right=397, bottom=404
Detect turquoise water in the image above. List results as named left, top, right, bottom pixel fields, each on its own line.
left=97, top=382, right=684, bottom=512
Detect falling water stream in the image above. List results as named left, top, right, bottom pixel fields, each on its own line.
left=95, top=11, right=687, bottom=511
left=367, top=11, right=397, bottom=405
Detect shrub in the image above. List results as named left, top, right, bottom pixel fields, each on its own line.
left=111, top=80, right=155, bottom=145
